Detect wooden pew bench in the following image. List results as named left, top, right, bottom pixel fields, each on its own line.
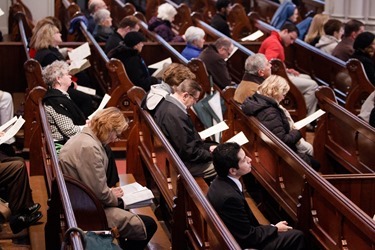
left=314, top=86, right=375, bottom=174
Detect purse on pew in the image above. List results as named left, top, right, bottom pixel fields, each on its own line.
left=0, top=198, right=11, bottom=223
left=61, top=226, right=121, bottom=250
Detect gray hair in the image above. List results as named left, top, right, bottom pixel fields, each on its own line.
left=93, top=8, right=110, bottom=24
left=245, top=53, right=268, bottom=75
left=42, top=60, right=69, bottom=87
left=157, top=3, right=177, bottom=22
left=214, top=37, right=232, bottom=50
left=184, top=26, right=205, bottom=44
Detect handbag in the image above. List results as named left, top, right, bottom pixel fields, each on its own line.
left=61, top=227, right=122, bottom=250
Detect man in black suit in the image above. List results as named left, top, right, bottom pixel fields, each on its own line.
left=207, top=142, right=305, bottom=249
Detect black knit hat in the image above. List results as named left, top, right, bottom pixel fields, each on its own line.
left=353, top=31, right=375, bottom=50
left=124, top=31, right=146, bottom=48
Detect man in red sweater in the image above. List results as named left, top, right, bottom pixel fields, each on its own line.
left=259, top=23, right=318, bottom=118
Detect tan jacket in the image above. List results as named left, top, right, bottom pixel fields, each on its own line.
left=59, top=127, right=146, bottom=240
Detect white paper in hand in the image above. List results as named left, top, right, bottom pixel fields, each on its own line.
left=88, top=94, right=111, bottom=120
left=68, top=42, right=91, bottom=61
left=0, top=117, right=25, bottom=145
left=0, top=116, right=18, bottom=132
left=294, top=109, right=325, bottom=130
left=198, top=121, right=229, bottom=140
left=225, top=132, right=249, bottom=146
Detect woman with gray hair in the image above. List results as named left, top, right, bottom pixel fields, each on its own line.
left=181, top=26, right=205, bottom=60
left=242, top=75, right=319, bottom=169
left=42, top=60, right=120, bottom=186
left=93, top=8, right=114, bottom=42
left=148, top=3, right=184, bottom=42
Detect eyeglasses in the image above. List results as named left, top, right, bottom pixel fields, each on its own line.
left=189, top=93, right=200, bottom=102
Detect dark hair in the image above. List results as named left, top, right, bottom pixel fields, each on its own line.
left=280, top=23, right=300, bottom=37
left=118, top=15, right=139, bottom=29
left=212, top=142, right=241, bottom=177
left=323, top=19, right=343, bottom=36
left=344, top=19, right=364, bottom=37
left=216, top=0, right=230, bottom=11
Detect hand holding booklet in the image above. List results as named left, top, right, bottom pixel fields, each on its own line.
left=120, top=182, right=154, bottom=209
left=294, top=109, right=326, bottom=130
left=149, top=58, right=172, bottom=78
left=88, top=94, right=111, bottom=120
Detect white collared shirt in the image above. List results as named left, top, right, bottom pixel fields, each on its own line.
left=227, top=175, right=242, bottom=192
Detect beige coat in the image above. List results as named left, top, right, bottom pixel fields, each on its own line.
left=59, top=127, right=146, bottom=240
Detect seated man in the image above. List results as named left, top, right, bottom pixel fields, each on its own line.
left=233, top=53, right=271, bottom=104
left=0, top=90, right=15, bottom=144
left=153, top=79, right=217, bottom=182
left=0, top=132, right=42, bottom=234
left=199, top=37, right=234, bottom=89
left=207, top=142, right=306, bottom=249
left=259, top=23, right=318, bottom=117
left=210, top=0, right=231, bottom=37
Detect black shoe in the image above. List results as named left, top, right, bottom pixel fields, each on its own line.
left=10, top=211, right=43, bottom=234
left=22, top=203, right=41, bottom=215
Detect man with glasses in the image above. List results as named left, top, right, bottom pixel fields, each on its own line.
left=199, top=37, right=235, bottom=89
left=153, top=79, right=217, bottom=183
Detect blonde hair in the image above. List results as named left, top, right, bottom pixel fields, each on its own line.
left=90, top=107, right=129, bottom=143
left=304, top=14, right=329, bottom=44
left=157, top=3, right=177, bottom=22
left=258, top=75, right=290, bottom=100
left=33, top=23, right=59, bottom=50
left=162, top=63, right=196, bottom=87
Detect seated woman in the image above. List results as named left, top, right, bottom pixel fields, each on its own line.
left=241, top=75, right=318, bottom=169
left=181, top=26, right=205, bottom=60
left=148, top=3, right=184, bottom=42
left=32, top=22, right=95, bottom=117
left=351, top=31, right=375, bottom=85
left=59, top=107, right=157, bottom=249
left=270, top=1, right=312, bottom=40
left=304, top=13, right=329, bottom=46
left=93, top=8, right=114, bottom=42
left=42, top=61, right=119, bottom=187
left=315, top=19, right=344, bottom=55
left=108, top=31, right=158, bottom=92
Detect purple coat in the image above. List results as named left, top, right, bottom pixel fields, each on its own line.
left=148, top=16, right=184, bottom=42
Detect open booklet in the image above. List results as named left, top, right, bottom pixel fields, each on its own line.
left=68, top=42, right=91, bottom=75
left=294, top=109, right=326, bottom=130
left=241, top=30, right=264, bottom=42
left=149, top=58, right=172, bottom=78
left=0, top=116, right=25, bottom=145
left=225, top=46, right=238, bottom=61
left=120, top=182, right=154, bottom=209
left=88, top=94, right=111, bottom=120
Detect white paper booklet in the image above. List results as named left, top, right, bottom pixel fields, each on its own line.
left=76, top=85, right=96, bottom=96
left=0, top=8, right=4, bottom=17
left=0, top=116, right=17, bottom=132
left=88, top=94, right=111, bottom=120
left=294, top=109, right=326, bottom=130
left=225, top=46, right=238, bottom=61
left=149, top=58, right=172, bottom=78
left=225, top=131, right=249, bottom=146
left=68, top=42, right=91, bottom=75
left=198, top=121, right=229, bottom=140
left=0, top=117, right=25, bottom=145
left=121, top=182, right=154, bottom=209
left=241, top=30, right=264, bottom=41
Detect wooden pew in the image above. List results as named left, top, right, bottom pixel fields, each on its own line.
left=35, top=97, right=85, bottom=250
left=109, top=0, right=136, bottom=27
left=314, top=86, right=375, bottom=174
left=8, top=0, right=34, bottom=41
left=299, top=0, right=325, bottom=19
left=345, top=58, right=375, bottom=114
left=226, top=3, right=253, bottom=40
left=222, top=93, right=375, bottom=249
left=126, top=87, right=242, bottom=249
left=56, top=0, right=82, bottom=41
left=252, top=0, right=279, bottom=23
